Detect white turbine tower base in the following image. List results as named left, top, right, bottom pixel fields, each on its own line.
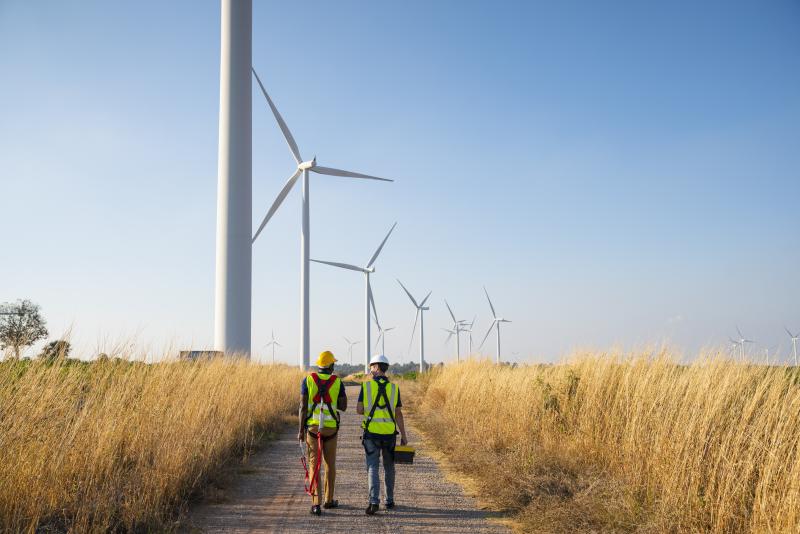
left=312, top=223, right=397, bottom=373
left=214, top=0, right=252, bottom=357
left=249, top=70, right=392, bottom=370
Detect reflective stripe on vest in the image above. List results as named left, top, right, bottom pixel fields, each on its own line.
left=306, top=374, right=341, bottom=428
left=362, top=379, right=398, bottom=434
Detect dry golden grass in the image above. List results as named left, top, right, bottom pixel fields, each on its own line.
left=0, top=356, right=303, bottom=533
left=410, top=352, right=800, bottom=533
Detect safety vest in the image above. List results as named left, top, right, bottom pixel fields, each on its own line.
left=361, top=378, right=399, bottom=435
left=306, top=373, right=342, bottom=428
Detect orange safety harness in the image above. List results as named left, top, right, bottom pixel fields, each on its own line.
left=300, top=373, right=339, bottom=497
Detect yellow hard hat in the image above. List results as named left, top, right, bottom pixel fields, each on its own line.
left=316, top=350, right=337, bottom=367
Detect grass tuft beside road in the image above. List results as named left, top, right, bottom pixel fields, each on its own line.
left=410, top=353, right=800, bottom=533
left=0, top=357, right=302, bottom=533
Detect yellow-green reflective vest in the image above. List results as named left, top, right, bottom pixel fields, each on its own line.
left=306, top=373, right=342, bottom=428
left=361, top=378, right=399, bottom=435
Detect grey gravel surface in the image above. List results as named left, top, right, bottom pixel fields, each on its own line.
left=183, top=385, right=510, bottom=533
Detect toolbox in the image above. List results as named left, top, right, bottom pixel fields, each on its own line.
left=394, top=445, right=415, bottom=464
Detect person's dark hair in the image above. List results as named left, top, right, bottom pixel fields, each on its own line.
left=377, top=362, right=389, bottom=373
left=319, top=365, right=334, bottom=374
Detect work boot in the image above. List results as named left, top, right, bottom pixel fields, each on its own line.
left=365, top=503, right=379, bottom=515
left=385, top=501, right=395, bottom=510
left=310, top=505, right=322, bottom=515
left=323, top=500, right=338, bottom=509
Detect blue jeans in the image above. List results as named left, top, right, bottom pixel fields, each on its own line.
left=363, top=435, right=396, bottom=505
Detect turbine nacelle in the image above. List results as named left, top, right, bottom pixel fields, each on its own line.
left=298, top=157, right=317, bottom=171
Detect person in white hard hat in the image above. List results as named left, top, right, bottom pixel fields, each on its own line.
left=356, top=354, right=407, bottom=515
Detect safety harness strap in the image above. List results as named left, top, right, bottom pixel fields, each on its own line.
left=306, top=373, right=340, bottom=429
left=364, top=379, right=395, bottom=433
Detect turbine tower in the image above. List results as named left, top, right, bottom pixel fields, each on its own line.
left=250, top=70, right=392, bottom=369
left=480, top=286, right=511, bottom=364
left=397, top=280, right=431, bottom=373
left=312, top=223, right=397, bottom=373
left=214, top=0, right=252, bottom=356
left=786, top=327, right=799, bottom=366
left=731, top=326, right=754, bottom=361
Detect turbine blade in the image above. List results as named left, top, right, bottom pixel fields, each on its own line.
left=408, top=309, right=420, bottom=352
left=397, top=279, right=418, bottom=307
left=311, top=166, right=393, bottom=182
left=444, top=299, right=457, bottom=323
left=310, top=259, right=367, bottom=273
left=251, top=68, right=302, bottom=164
left=366, top=222, right=397, bottom=269
left=483, top=286, right=497, bottom=318
left=479, top=321, right=496, bottom=349
left=785, top=326, right=796, bottom=338
left=344, top=336, right=351, bottom=344
left=736, top=325, right=744, bottom=339
left=419, top=290, right=432, bottom=307
left=369, top=284, right=381, bottom=329
left=252, top=169, right=301, bottom=243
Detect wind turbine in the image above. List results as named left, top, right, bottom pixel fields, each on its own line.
left=312, top=223, right=397, bottom=373
left=343, top=337, right=360, bottom=365
left=732, top=326, right=754, bottom=361
left=462, top=315, right=477, bottom=356
left=444, top=300, right=467, bottom=362
left=264, top=330, right=281, bottom=364
left=479, top=286, right=511, bottom=364
left=786, top=327, right=799, bottom=366
left=250, top=69, right=393, bottom=369
left=397, top=280, right=431, bottom=373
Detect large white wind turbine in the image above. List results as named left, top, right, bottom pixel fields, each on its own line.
left=312, top=223, right=397, bottom=373
left=249, top=69, right=392, bottom=370
left=344, top=337, right=361, bottom=365
left=397, top=280, right=431, bottom=373
left=264, top=330, right=281, bottom=364
left=786, top=327, right=799, bottom=366
left=214, top=0, right=252, bottom=356
left=479, top=287, right=511, bottom=364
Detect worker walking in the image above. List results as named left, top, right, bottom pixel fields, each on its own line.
left=299, top=350, right=347, bottom=515
left=357, top=354, right=407, bottom=515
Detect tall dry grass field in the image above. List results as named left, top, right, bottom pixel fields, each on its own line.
left=411, top=354, right=800, bottom=533
left=0, top=357, right=303, bottom=533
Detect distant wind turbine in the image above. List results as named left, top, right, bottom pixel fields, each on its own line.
left=264, top=330, right=281, bottom=364
left=343, top=337, right=360, bottom=365
left=479, top=286, right=511, bottom=364
left=397, top=280, right=431, bottom=373
left=444, top=299, right=467, bottom=362
left=462, top=315, right=477, bottom=356
left=786, top=327, right=799, bottom=366
left=312, top=223, right=397, bottom=373
left=732, top=326, right=754, bottom=361
left=250, top=69, right=393, bottom=369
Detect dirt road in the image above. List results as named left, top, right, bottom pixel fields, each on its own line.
left=184, top=385, right=509, bottom=533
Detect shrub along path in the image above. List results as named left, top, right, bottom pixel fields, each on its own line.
left=183, top=385, right=509, bottom=533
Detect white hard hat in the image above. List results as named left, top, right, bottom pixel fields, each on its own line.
left=369, top=354, right=390, bottom=366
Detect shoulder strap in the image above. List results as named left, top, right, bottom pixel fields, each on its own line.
left=364, top=380, right=395, bottom=432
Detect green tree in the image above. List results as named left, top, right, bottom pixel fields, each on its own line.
left=40, top=340, right=72, bottom=362
left=0, top=300, right=48, bottom=359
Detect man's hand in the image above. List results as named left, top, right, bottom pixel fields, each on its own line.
left=297, top=430, right=305, bottom=442
left=400, top=434, right=408, bottom=446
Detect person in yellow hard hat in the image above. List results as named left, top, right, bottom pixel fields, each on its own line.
left=299, top=350, right=347, bottom=515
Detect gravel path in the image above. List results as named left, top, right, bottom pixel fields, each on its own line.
left=183, top=385, right=510, bottom=533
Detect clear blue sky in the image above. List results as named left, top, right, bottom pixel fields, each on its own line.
left=1, top=0, right=798, bottom=364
